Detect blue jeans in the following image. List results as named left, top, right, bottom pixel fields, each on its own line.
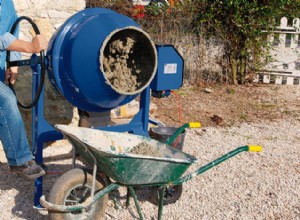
left=0, top=81, right=33, bottom=166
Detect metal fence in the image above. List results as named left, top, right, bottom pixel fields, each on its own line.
left=255, top=17, right=300, bottom=85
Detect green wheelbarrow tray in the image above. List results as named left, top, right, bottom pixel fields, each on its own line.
left=40, top=125, right=262, bottom=219
left=55, top=124, right=197, bottom=185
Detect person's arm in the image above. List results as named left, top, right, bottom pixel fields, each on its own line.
left=1, top=32, right=47, bottom=84
left=0, top=32, right=47, bottom=53
left=7, top=35, right=47, bottom=53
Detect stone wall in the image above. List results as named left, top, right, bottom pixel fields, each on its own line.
left=14, top=0, right=86, bottom=41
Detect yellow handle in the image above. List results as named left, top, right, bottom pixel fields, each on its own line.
left=189, top=122, right=201, bottom=128
left=248, top=145, right=263, bottom=152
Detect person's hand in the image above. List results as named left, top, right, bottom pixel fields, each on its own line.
left=31, top=35, right=47, bottom=53
left=5, top=67, right=18, bottom=84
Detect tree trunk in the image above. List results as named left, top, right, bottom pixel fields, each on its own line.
left=239, top=56, right=246, bottom=84
left=230, top=52, right=238, bottom=85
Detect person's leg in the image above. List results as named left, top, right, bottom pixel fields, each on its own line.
left=0, top=82, right=45, bottom=179
left=0, top=81, right=33, bottom=166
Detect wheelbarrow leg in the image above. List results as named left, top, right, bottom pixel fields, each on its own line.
left=158, top=185, right=166, bottom=220
left=128, top=186, right=144, bottom=220
left=110, top=189, right=121, bottom=210
left=126, top=187, right=131, bottom=207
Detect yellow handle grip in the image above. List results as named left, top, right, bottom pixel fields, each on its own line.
left=248, top=145, right=263, bottom=152
left=189, top=122, right=201, bottom=128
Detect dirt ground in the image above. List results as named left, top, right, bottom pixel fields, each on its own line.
left=151, top=83, right=300, bottom=127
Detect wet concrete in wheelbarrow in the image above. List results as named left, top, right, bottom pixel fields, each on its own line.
left=129, top=142, right=165, bottom=158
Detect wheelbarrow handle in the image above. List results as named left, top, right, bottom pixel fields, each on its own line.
left=165, top=122, right=201, bottom=145
left=172, top=145, right=262, bottom=185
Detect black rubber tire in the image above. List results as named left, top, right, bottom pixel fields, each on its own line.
left=48, top=168, right=108, bottom=220
left=150, top=185, right=183, bottom=205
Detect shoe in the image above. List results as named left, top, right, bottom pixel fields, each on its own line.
left=10, top=160, right=46, bottom=179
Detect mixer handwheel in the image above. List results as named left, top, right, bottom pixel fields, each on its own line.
left=6, top=16, right=46, bottom=109
left=48, top=168, right=108, bottom=220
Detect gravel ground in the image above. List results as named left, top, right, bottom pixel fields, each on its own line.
left=0, top=119, right=299, bottom=220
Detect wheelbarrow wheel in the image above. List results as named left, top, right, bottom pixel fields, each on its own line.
left=48, top=168, right=108, bottom=220
left=150, top=185, right=183, bottom=205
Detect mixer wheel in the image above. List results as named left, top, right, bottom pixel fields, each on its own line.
left=48, top=168, right=108, bottom=220
left=150, top=185, right=183, bottom=205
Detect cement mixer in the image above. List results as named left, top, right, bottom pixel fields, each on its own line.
left=47, top=8, right=158, bottom=111
left=7, top=8, right=183, bottom=207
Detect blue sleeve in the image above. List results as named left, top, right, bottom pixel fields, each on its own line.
left=0, top=33, right=21, bottom=61
left=0, top=32, right=17, bottom=51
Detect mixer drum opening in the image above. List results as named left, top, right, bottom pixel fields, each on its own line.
left=100, top=27, right=157, bottom=95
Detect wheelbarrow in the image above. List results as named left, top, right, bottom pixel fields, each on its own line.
left=40, top=124, right=262, bottom=220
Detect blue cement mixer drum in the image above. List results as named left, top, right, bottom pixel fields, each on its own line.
left=47, top=8, right=157, bottom=112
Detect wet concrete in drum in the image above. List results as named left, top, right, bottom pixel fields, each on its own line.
left=102, top=30, right=153, bottom=93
